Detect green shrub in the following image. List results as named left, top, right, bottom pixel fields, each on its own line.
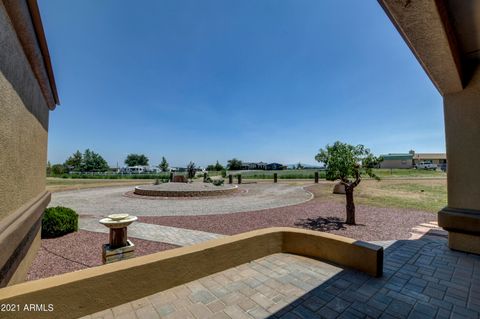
left=204, top=176, right=213, bottom=183
left=212, top=179, right=224, bottom=186
left=42, top=206, right=78, bottom=238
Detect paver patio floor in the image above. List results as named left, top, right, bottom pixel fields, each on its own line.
left=80, top=231, right=480, bottom=319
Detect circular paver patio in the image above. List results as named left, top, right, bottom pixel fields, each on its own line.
left=50, top=183, right=313, bottom=217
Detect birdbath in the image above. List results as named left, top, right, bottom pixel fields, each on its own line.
left=99, top=214, right=137, bottom=249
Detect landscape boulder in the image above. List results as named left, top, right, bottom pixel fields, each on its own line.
left=333, top=182, right=346, bottom=194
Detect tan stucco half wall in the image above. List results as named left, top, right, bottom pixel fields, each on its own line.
left=0, top=227, right=383, bottom=319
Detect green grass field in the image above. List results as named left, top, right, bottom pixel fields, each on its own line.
left=371, top=168, right=446, bottom=178
left=315, top=179, right=447, bottom=213
left=228, top=169, right=324, bottom=179
left=46, top=177, right=153, bottom=192
left=49, top=168, right=446, bottom=182
left=224, top=168, right=446, bottom=180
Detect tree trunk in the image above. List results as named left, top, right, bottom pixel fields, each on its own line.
left=345, top=186, right=356, bottom=225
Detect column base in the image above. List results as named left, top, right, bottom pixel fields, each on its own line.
left=448, top=231, right=480, bottom=255
left=438, top=207, right=480, bottom=254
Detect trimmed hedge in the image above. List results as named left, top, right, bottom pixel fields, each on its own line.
left=42, top=206, right=79, bottom=238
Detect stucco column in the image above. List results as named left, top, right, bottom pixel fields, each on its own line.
left=439, top=66, right=480, bottom=254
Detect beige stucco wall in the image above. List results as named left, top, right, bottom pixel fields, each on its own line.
left=0, top=1, right=51, bottom=286
left=7, top=229, right=41, bottom=286
left=0, top=72, right=48, bottom=220
left=444, top=66, right=480, bottom=211
left=0, top=1, right=49, bottom=222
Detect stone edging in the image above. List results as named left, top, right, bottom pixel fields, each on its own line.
left=133, top=185, right=239, bottom=197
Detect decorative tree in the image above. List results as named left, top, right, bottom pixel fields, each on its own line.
left=46, top=161, right=52, bottom=176
left=51, top=163, right=67, bottom=175
left=207, top=161, right=225, bottom=171
left=187, top=161, right=196, bottom=179
left=159, top=156, right=169, bottom=172
left=124, top=154, right=149, bottom=167
left=227, top=158, right=242, bottom=170
left=64, top=150, right=83, bottom=171
left=315, top=141, right=382, bottom=225
left=214, top=161, right=225, bottom=171
left=82, top=149, right=109, bottom=172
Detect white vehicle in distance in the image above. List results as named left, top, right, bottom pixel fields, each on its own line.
left=416, top=161, right=437, bottom=170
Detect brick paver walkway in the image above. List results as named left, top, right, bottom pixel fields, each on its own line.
left=80, top=232, right=480, bottom=319
left=80, top=218, right=225, bottom=246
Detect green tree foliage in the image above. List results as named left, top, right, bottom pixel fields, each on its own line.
left=125, top=153, right=149, bottom=167
left=159, top=156, right=169, bottom=172
left=187, top=161, right=196, bottom=179
left=63, top=149, right=108, bottom=173
left=64, top=150, right=83, bottom=171
left=51, top=163, right=67, bottom=175
left=227, top=158, right=243, bottom=170
left=82, top=149, right=109, bottom=172
left=207, top=161, right=225, bottom=171
left=214, top=161, right=225, bottom=171
left=315, top=141, right=382, bottom=225
left=46, top=161, right=52, bottom=175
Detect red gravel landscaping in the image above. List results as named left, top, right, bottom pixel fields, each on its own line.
left=27, top=230, right=178, bottom=281
left=138, top=185, right=435, bottom=241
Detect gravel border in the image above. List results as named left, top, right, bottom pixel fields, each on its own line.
left=26, top=230, right=178, bottom=281
left=138, top=185, right=435, bottom=241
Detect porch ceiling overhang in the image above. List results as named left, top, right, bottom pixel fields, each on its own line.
left=378, top=0, right=480, bottom=96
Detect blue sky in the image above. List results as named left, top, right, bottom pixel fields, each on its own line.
left=39, top=0, right=444, bottom=168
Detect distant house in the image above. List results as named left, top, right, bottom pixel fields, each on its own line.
left=240, top=162, right=268, bottom=170
left=121, top=166, right=156, bottom=174
left=412, top=153, right=447, bottom=168
left=256, top=162, right=268, bottom=170
left=379, top=152, right=447, bottom=169
left=241, top=162, right=258, bottom=170
left=379, top=154, right=413, bottom=169
left=266, top=163, right=285, bottom=170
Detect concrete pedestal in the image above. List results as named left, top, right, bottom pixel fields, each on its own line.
left=109, top=227, right=127, bottom=248
left=99, top=214, right=137, bottom=264
left=102, top=240, right=135, bottom=264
